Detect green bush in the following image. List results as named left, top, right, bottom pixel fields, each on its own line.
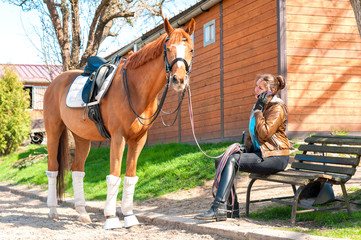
left=0, top=68, right=31, bottom=155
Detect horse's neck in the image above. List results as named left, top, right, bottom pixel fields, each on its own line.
left=126, top=55, right=167, bottom=111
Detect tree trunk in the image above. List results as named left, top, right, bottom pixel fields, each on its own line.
left=350, top=0, right=361, bottom=37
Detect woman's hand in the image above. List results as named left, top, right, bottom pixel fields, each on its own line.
left=253, top=91, right=271, bottom=111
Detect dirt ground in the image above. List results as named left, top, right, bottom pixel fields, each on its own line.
left=0, top=188, right=229, bottom=240
left=1, top=161, right=360, bottom=240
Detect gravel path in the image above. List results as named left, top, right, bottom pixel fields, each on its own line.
left=0, top=188, right=229, bottom=240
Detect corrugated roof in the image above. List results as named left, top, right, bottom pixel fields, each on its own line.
left=0, top=64, right=62, bottom=83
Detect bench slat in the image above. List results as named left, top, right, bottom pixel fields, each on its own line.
left=305, top=136, right=361, bottom=145
left=291, top=162, right=356, bottom=176
left=308, top=134, right=361, bottom=139
left=295, top=154, right=360, bottom=166
left=298, top=144, right=361, bottom=155
left=250, top=169, right=351, bottom=185
left=287, top=169, right=351, bottom=183
left=249, top=172, right=314, bottom=186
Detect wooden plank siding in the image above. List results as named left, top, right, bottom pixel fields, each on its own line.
left=147, top=0, right=279, bottom=145
left=146, top=0, right=361, bottom=146
left=223, top=0, right=278, bottom=139
left=286, top=0, right=361, bottom=134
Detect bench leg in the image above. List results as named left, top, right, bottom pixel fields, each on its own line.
left=340, top=183, right=352, bottom=215
left=292, top=185, right=296, bottom=194
left=291, top=186, right=304, bottom=227
left=246, top=178, right=257, bottom=216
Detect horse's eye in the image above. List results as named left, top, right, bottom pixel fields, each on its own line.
left=167, top=48, right=171, bottom=52
left=190, top=49, right=194, bottom=53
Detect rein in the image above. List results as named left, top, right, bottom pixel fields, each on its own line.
left=187, top=86, right=244, bottom=207
left=160, top=89, right=186, bottom=127
left=122, top=60, right=171, bottom=127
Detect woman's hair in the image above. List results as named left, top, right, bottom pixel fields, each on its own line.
left=256, top=74, right=286, bottom=95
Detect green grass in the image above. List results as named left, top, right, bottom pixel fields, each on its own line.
left=0, top=142, right=231, bottom=201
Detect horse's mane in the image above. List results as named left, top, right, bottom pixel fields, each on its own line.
left=125, top=29, right=190, bottom=70
left=125, top=34, right=167, bottom=70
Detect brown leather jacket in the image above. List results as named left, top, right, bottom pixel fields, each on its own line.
left=244, top=97, right=290, bottom=158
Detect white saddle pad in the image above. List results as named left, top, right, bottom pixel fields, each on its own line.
left=66, top=75, right=88, bottom=108
left=66, top=67, right=116, bottom=108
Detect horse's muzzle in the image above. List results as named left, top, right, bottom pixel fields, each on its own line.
left=171, top=74, right=189, bottom=91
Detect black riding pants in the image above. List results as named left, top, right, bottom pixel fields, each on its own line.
left=214, top=151, right=289, bottom=204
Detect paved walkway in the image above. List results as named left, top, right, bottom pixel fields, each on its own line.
left=2, top=168, right=359, bottom=240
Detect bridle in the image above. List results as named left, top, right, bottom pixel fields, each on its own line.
left=160, top=37, right=193, bottom=126
left=163, top=37, right=193, bottom=78
left=123, top=36, right=194, bottom=126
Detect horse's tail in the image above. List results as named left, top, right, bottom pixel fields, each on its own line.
left=57, top=128, right=69, bottom=201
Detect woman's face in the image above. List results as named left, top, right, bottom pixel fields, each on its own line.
left=254, top=79, right=268, bottom=99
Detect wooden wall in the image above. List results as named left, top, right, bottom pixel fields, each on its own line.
left=286, top=0, right=361, bottom=135
left=147, top=0, right=361, bottom=145
left=222, top=0, right=278, bottom=139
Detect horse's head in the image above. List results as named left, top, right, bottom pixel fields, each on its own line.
left=163, top=18, right=195, bottom=92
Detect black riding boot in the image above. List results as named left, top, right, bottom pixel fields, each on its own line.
left=195, top=155, right=238, bottom=221
left=227, top=185, right=240, bottom=218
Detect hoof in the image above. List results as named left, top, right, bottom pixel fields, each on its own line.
left=78, top=214, right=92, bottom=223
left=76, top=207, right=91, bottom=223
left=48, top=207, right=58, bottom=220
left=104, top=217, right=122, bottom=230
left=124, top=215, right=140, bottom=228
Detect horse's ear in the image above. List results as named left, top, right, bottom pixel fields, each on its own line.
left=185, top=18, right=196, bottom=36
left=164, top=18, right=174, bottom=36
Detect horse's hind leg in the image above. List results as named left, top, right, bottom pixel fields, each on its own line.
left=45, top=121, right=66, bottom=220
left=71, top=133, right=91, bottom=223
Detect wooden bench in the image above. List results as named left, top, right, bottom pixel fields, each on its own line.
left=245, top=134, right=361, bottom=226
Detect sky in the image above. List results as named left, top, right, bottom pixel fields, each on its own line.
left=0, top=1, right=198, bottom=65
left=0, top=3, right=43, bottom=64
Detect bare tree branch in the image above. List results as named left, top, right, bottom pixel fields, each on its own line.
left=4, top=0, right=187, bottom=70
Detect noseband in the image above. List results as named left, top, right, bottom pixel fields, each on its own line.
left=123, top=37, right=193, bottom=126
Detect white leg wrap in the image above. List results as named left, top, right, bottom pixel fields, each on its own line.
left=72, top=171, right=91, bottom=223
left=46, top=171, right=58, bottom=208
left=72, top=171, right=86, bottom=208
left=104, top=175, right=121, bottom=217
left=122, top=176, right=140, bottom=228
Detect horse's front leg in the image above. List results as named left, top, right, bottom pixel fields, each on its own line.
left=104, top=134, right=126, bottom=230
left=122, top=134, right=147, bottom=228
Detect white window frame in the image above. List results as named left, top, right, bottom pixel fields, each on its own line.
left=203, top=19, right=216, bottom=47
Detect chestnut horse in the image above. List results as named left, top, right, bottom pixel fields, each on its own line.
left=43, top=18, right=195, bottom=229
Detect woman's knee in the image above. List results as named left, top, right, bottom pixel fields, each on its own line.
left=215, top=153, right=240, bottom=169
